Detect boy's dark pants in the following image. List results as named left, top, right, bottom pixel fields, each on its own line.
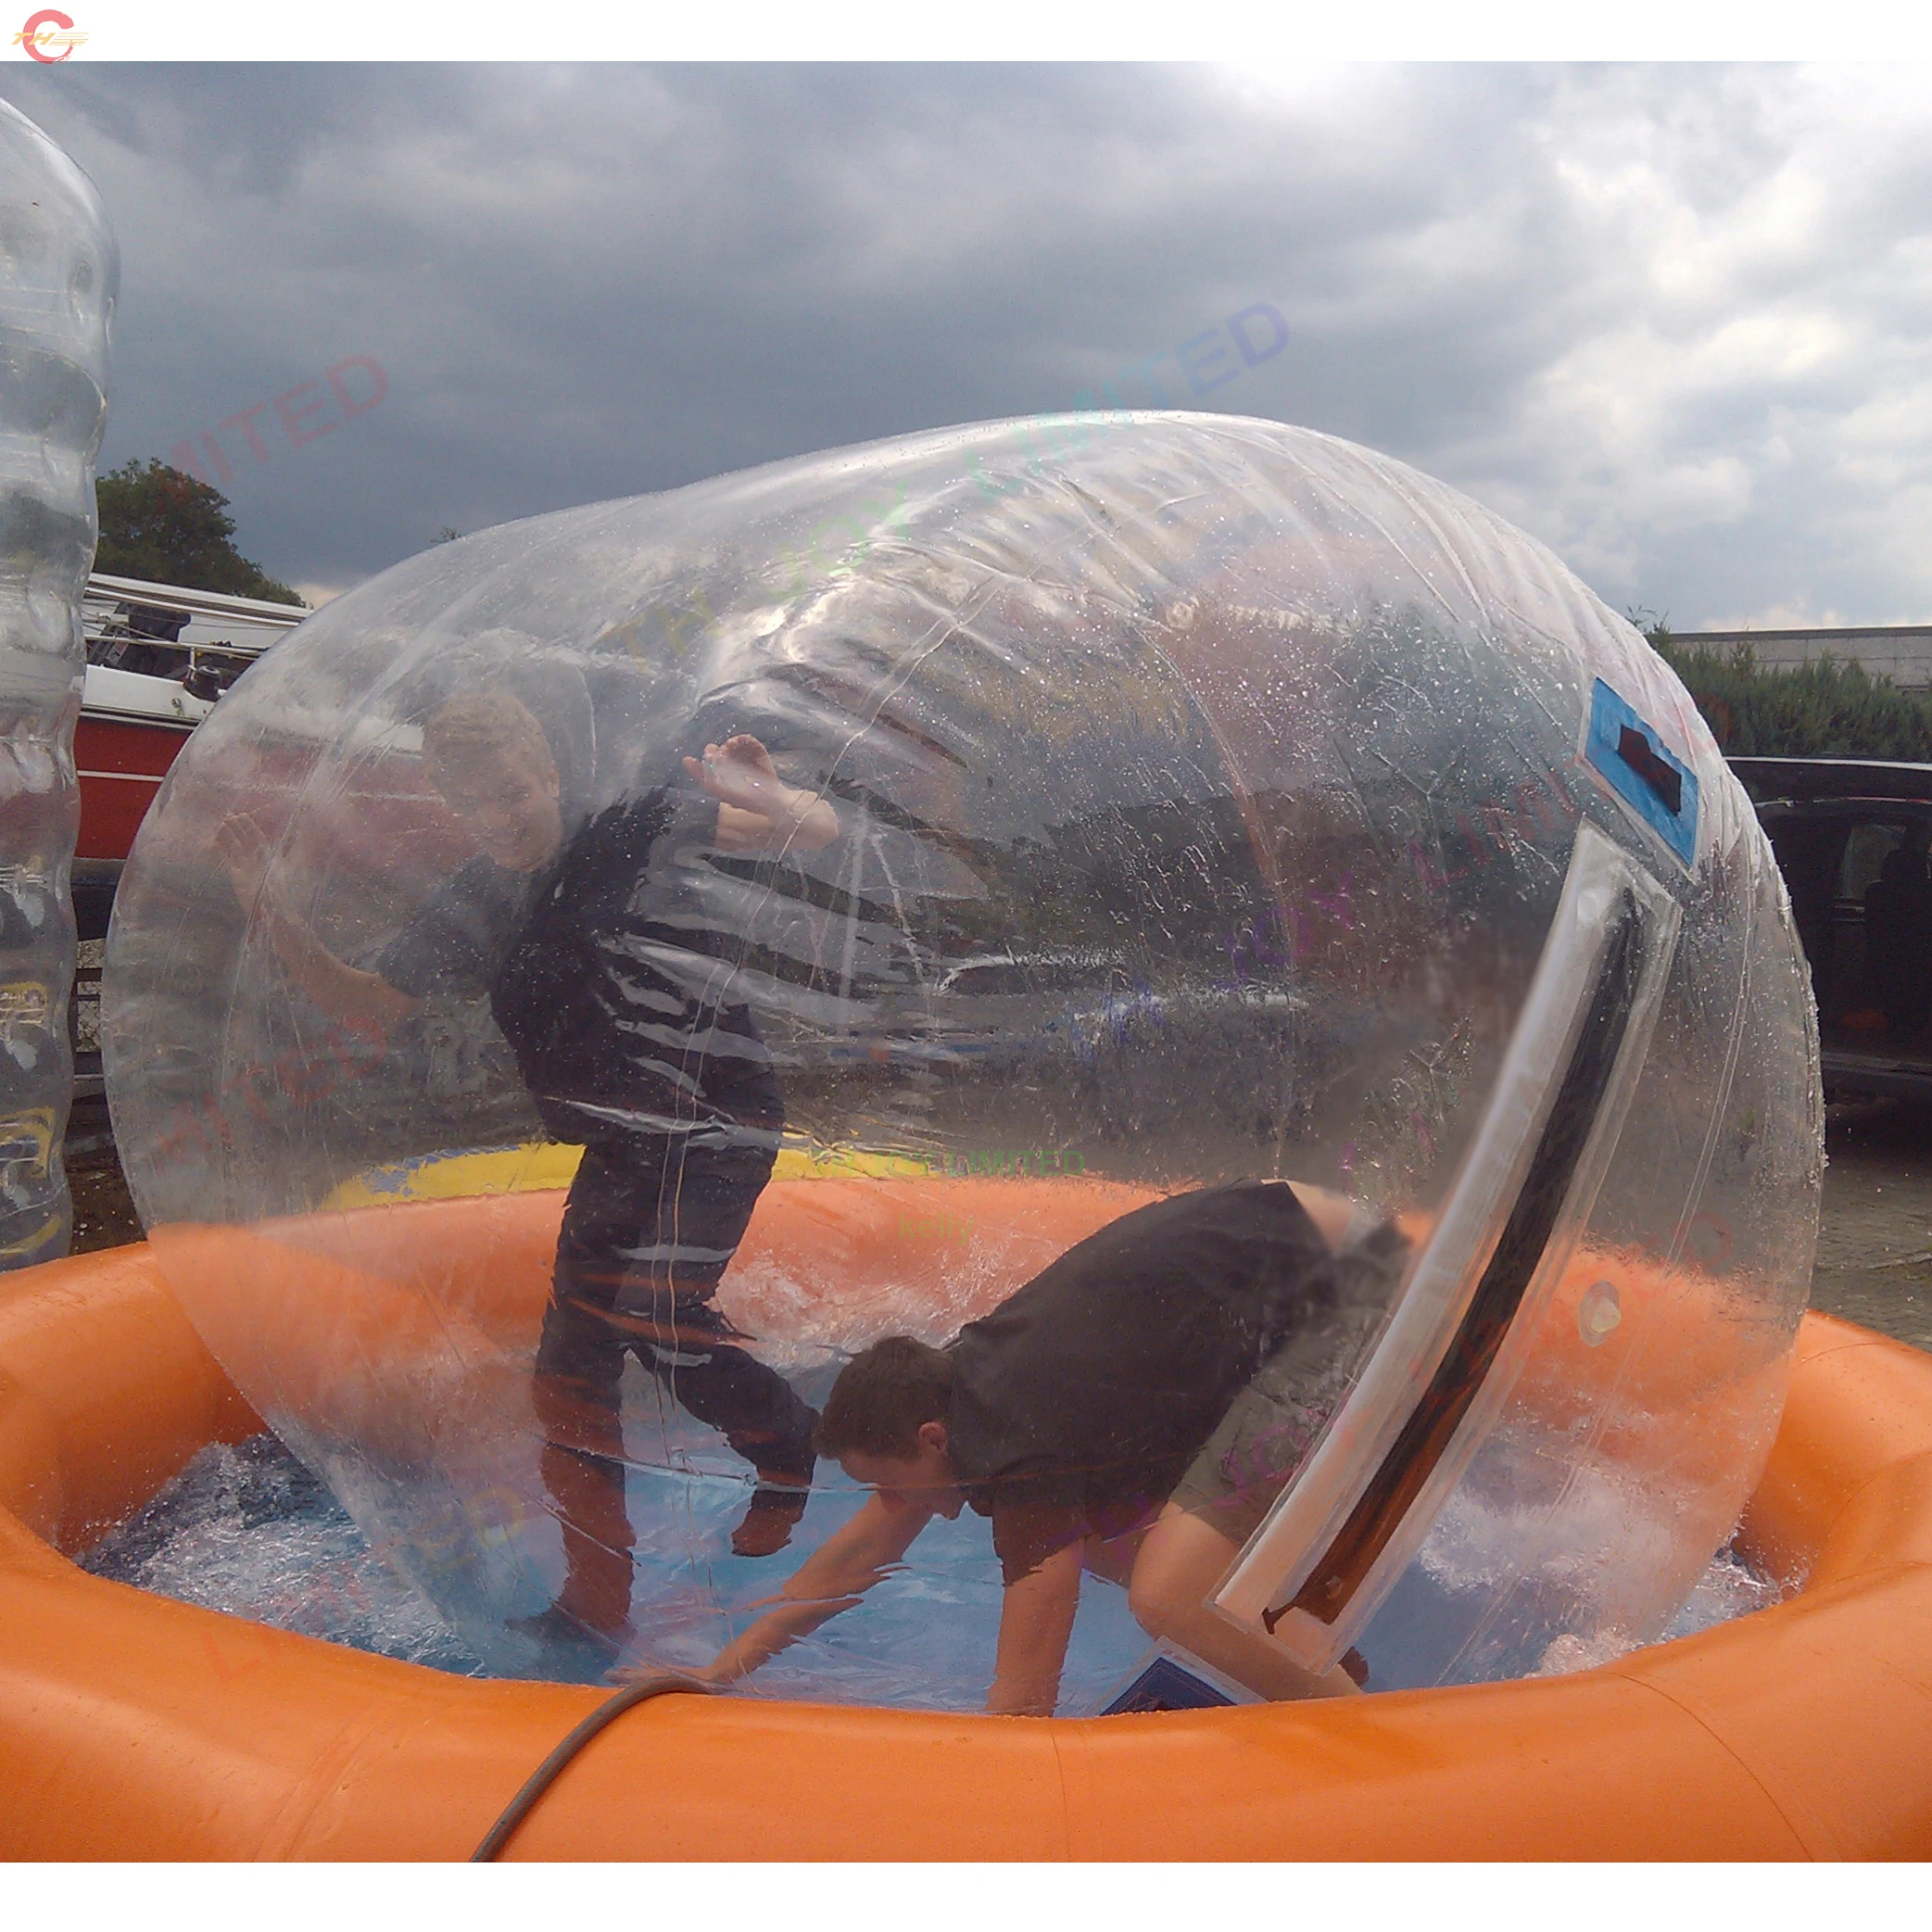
left=532, top=1095, right=817, bottom=1635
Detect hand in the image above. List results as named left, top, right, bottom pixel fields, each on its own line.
left=212, top=815, right=276, bottom=910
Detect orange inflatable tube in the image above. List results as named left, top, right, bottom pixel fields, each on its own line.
left=3, top=1197, right=1931, bottom=1859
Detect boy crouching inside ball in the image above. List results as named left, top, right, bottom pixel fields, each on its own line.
left=625, top=1179, right=1406, bottom=1712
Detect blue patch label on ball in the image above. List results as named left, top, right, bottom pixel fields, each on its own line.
left=1101, top=1654, right=1236, bottom=1715
left=1585, top=679, right=1698, bottom=868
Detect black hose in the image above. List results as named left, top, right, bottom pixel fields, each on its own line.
left=471, top=1673, right=718, bottom=1862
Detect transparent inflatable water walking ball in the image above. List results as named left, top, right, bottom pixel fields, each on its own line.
left=0, top=101, right=116, bottom=1269
left=105, top=414, right=1822, bottom=1708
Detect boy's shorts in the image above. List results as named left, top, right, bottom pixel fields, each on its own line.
left=1170, top=1216, right=1410, bottom=1548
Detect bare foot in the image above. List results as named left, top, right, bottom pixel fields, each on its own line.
left=731, top=1475, right=812, bottom=1558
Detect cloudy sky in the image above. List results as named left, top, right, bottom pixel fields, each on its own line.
left=3, top=62, right=1929, bottom=627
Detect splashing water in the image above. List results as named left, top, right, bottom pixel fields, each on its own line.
left=1530, top=1549, right=1784, bottom=1677
left=83, top=1431, right=1776, bottom=1711
left=82, top=1436, right=485, bottom=1675
left=82, top=1432, right=1151, bottom=1711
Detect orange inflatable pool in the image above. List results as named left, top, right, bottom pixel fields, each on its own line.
left=3, top=1190, right=1931, bottom=1860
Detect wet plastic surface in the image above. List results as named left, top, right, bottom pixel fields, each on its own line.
left=0, top=103, right=117, bottom=1267
left=103, top=413, right=1822, bottom=1703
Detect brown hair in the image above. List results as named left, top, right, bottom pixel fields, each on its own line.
left=815, top=1335, right=955, bottom=1458
left=422, top=690, right=554, bottom=789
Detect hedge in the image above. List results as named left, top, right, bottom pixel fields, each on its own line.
left=1648, top=625, right=1932, bottom=762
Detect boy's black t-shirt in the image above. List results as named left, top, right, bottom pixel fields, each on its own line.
left=944, top=1181, right=1337, bottom=1583
left=374, top=788, right=777, bottom=1138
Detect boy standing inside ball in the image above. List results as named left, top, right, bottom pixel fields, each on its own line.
left=219, top=691, right=841, bottom=1671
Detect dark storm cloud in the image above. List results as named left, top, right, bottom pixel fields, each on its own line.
left=3, top=62, right=1928, bottom=625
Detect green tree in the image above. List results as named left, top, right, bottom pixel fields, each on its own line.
left=95, top=459, right=303, bottom=606
left=1641, top=613, right=1932, bottom=762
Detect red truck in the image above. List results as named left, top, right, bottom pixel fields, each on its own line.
left=72, top=574, right=303, bottom=1106
left=78, top=572, right=305, bottom=893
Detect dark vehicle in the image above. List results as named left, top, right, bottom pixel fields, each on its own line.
left=1734, top=757, right=1932, bottom=1102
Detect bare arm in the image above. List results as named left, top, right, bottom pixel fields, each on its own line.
left=683, top=735, right=840, bottom=856
left=665, top=1490, right=933, bottom=1689
left=214, top=819, right=421, bottom=1041
left=1284, top=1180, right=1357, bottom=1253
left=986, top=1541, right=1084, bottom=1717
